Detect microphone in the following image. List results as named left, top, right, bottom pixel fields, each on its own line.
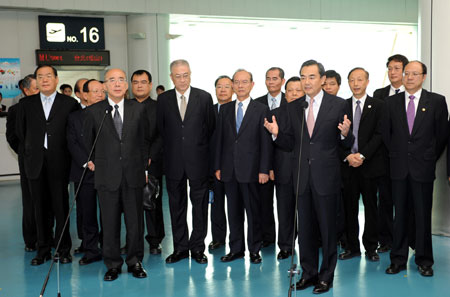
left=106, top=105, right=113, bottom=113
left=300, top=100, right=309, bottom=109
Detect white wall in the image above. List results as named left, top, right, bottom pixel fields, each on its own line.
left=0, top=0, right=418, bottom=23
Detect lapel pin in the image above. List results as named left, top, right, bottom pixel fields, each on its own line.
left=422, top=108, right=426, bottom=112
left=368, top=105, right=372, bottom=109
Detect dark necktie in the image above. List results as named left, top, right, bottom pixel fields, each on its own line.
left=113, top=104, right=123, bottom=139
left=395, top=89, right=400, bottom=94
left=351, top=100, right=362, bottom=153
left=406, top=95, right=415, bottom=134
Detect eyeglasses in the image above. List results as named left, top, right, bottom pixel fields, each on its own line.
left=403, top=72, right=423, bottom=77
left=233, top=80, right=250, bottom=86
left=106, top=78, right=127, bottom=84
left=174, top=73, right=190, bottom=80
left=37, top=74, right=55, bottom=80
left=132, top=80, right=149, bottom=85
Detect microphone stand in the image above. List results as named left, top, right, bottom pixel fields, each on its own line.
left=39, top=107, right=111, bottom=297
left=287, top=102, right=307, bottom=297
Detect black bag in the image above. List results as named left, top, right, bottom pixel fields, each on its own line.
left=143, top=175, right=160, bottom=211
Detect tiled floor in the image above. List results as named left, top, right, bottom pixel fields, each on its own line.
left=1, top=179, right=449, bottom=297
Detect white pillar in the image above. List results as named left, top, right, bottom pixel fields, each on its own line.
left=127, top=14, right=170, bottom=99
left=419, top=0, right=450, bottom=236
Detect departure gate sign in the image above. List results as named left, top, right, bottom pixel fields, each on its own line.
left=39, top=16, right=105, bottom=50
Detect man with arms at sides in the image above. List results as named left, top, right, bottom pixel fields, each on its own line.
left=16, top=65, right=80, bottom=265
left=271, top=76, right=304, bottom=260
left=215, top=69, right=272, bottom=264
left=67, top=79, right=105, bottom=266
left=157, top=59, right=215, bottom=264
left=6, top=74, right=40, bottom=252
left=264, top=60, right=353, bottom=294
left=131, top=69, right=165, bottom=255
left=254, top=67, right=286, bottom=248
left=383, top=61, right=448, bottom=277
left=208, top=75, right=234, bottom=251
left=338, top=68, right=385, bottom=262
left=373, top=54, right=410, bottom=254
left=323, top=70, right=342, bottom=97
left=84, top=68, right=150, bottom=281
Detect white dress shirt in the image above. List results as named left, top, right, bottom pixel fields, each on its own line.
left=389, top=85, right=405, bottom=96
left=405, top=89, right=422, bottom=114
left=305, top=89, right=324, bottom=120
left=235, top=97, right=251, bottom=118
left=352, top=94, right=367, bottom=115
left=176, top=87, right=191, bottom=110
left=267, top=92, right=282, bottom=110
left=108, top=97, right=124, bottom=122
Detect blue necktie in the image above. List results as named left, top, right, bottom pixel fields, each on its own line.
left=351, top=100, right=361, bottom=153
left=236, top=102, right=243, bottom=132
left=270, top=97, right=277, bottom=110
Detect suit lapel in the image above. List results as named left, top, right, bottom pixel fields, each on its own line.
left=312, top=94, right=332, bottom=137
left=295, top=97, right=310, bottom=139
left=122, top=99, right=134, bottom=139
left=360, top=96, right=373, bottom=123
left=104, top=100, right=121, bottom=140
left=32, top=94, right=47, bottom=123
left=411, top=91, right=429, bottom=135
left=395, top=93, right=410, bottom=136
left=280, top=93, right=287, bottom=106
left=184, top=88, right=196, bottom=121
left=168, top=89, right=183, bottom=122
left=228, top=101, right=238, bottom=137
left=237, top=99, right=255, bottom=136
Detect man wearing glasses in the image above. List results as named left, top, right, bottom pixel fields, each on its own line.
left=67, top=79, right=105, bottom=266
left=130, top=70, right=165, bottom=256
left=157, top=59, right=215, bottom=264
left=84, top=68, right=150, bottom=281
left=15, top=65, right=80, bottom=266
left=382, top=61, right=448, bottom=277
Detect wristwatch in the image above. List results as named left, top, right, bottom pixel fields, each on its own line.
left=360, top=154, right=365, bottom=160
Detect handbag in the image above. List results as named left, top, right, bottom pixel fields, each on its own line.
left=143, top=175, right=160, bottom=211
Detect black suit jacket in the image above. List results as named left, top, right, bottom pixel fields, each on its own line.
left=15, top=93, right=80, bottom=179
left=340, top=96, right=385, bottom=178
left=209, top=103, right=222, bottom=176
left=275, top=92, right=354, bottom=196
left=215, top=99, right=272, bottom=183
left=382, top=90, right=448, bottom=182
left=67, top=109, right=94, bottom=184
left=84, top=99, right=150, bottom=191
left=6, top=103, right=19, bottom=154
left=135, top=97, right=163, bottom=177
left=271, top=106, right=293, bottom=184
left=157, top=87, right=215, bottom=180
left=373, top=85, right=391, bottom=101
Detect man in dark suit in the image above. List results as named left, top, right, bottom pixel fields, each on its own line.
left=84, top=68, right=150, bottom=281
left=15, top=65, right=79, bottom=265
left=215, top=69, right=272, bottom=264
left=157, top=59, right=215, bottom=264
left=338, top=68, right=385, bottom=262
left=208, top=75, right=234, bottom=251
left=254, top=67, right=286, bottom=248
left=67, top=79, right=105, bottom=266
left=130, top=69, right=165, bottom=255
left=6, top=74, right=40, bottom=252
left=264, top=60, right=353, bottom=294
left=373, top=54, right=410, bottom=254
left=383, top=61, right=448, bottom=277
left=272, top=76, right=304, bottom=260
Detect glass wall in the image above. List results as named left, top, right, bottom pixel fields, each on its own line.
left=168, top=15, right=417, bottom=100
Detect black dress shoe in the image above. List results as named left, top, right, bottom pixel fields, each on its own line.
left=120, top=245, right=127, bottom=255
left=31, top=253, right=52, bottom=266
left=377, top=244, right=391, bottom=253
left=365, top=251, right=380, bottom=262
left=385, top=263, right=407, bottom=274
left=338, top=250, right=361, bottom=260
left=128, top=262, right=147, bottom=278
left=220, top=252, right=245, bottom=262
left=25, top=245, right=37, bottom=252
left=165, top=250, right=189, bottom=264
left=208, top=241, right=225, bottom=250
left=73, top=246, right=84, bottom=254
left=249, top=252, right=262, bottom=264
left=313, top=281, right=332, bottom=294
left=418, top=265, right=433, bottom=277
left=261, top=241, right=274, bottom=248
left=191, top=251, right=208, bottom=264
left=149, top=244, right=162, bottom=255
left=79, top=255, right=102, bottom=265
left=104, top=268, right=121, bottom=281
left=59, top=254, right=72, bottom=264
left=277, top=250, right=292, bottom=260
left=291, top=277, right=318, bottom=290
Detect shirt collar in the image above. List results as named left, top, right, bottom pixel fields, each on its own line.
left=237, top=97, right=251, bottom=107
left=40, top=91, right=57, bottom=101
left=390, top=85, right=405, bottom=93
left=107, top=97, right=124, bottom=108
left=405, top=89, right=422, bottom=100
left=306, top=89, right=324, bottom=105
left=176, top=87, right=191, bottom=100
left=352, top=93, right=367, bottom=106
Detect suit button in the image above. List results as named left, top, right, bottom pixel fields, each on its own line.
left=310, top=142, right=314, bottom=145
left=119, top=157, right=122, bottom=160
left=182, top=137, right=185, bottom=140
left=182, top=125, right=184, bottom=128
left=235, top=140, right=238, bottom=143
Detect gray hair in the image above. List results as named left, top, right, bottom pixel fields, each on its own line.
left=22, top=74, right=36, bottom=89
left=170, top=59, right=190, bottom=73
left=232, top=69, right=253, bottom=82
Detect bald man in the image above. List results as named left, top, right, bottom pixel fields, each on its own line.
left=84, top=68, right=150, bottom=281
